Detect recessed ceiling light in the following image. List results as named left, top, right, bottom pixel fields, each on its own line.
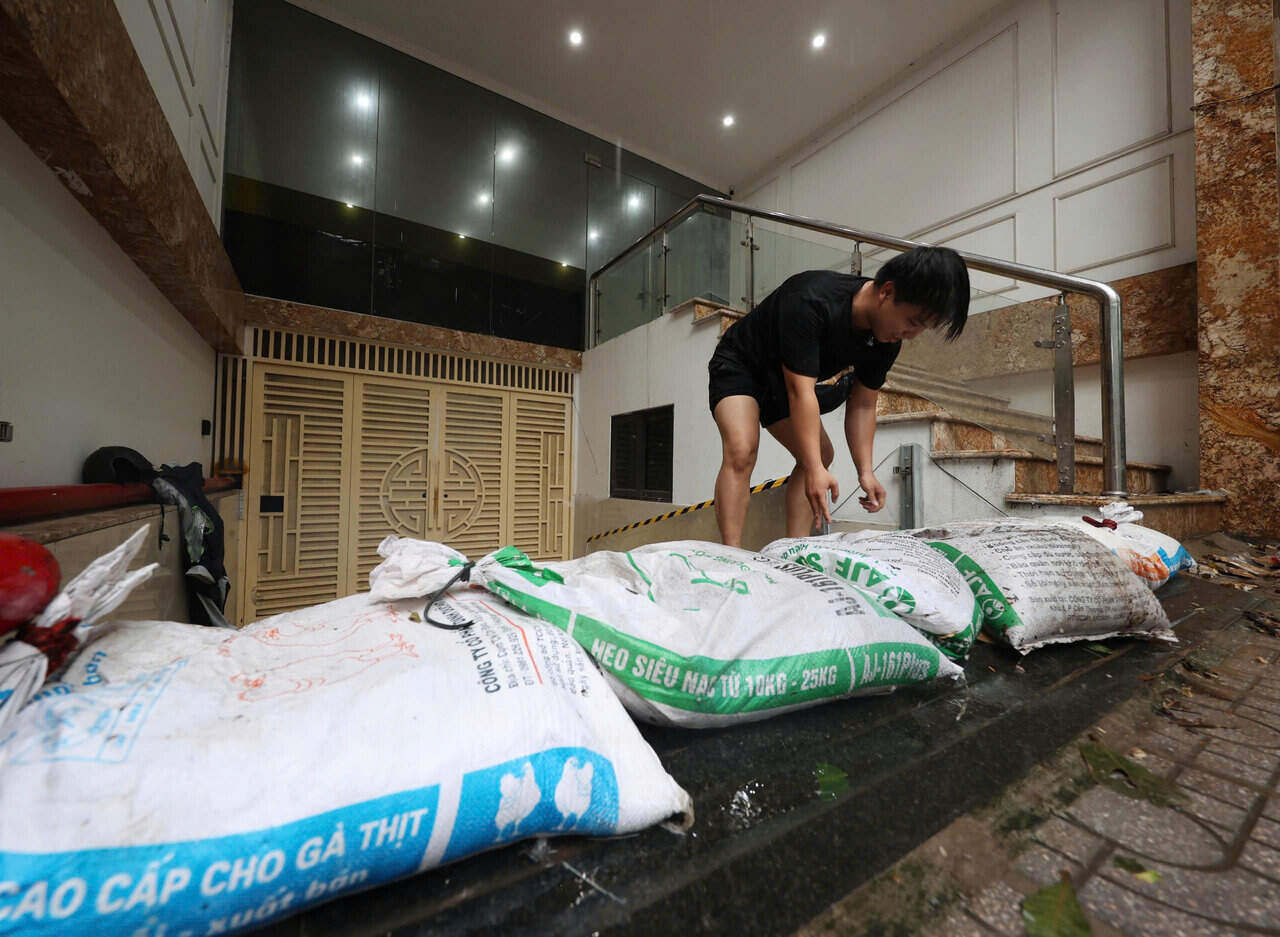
left=497, top=144, right=518, bottom=164
left=458, top=233, right=467, bottom=239
left=560, top=262, right=569, bottom=268
left=354, top=92, right=373, bottom=110
left=627, top=194, right=641, bottom=210
left=344, top=202, right=353, bottom=208
left=350, top=153, right=364, bottom=166
left=568, top=29, right=583, bottom=47
left=811, top=32, right=826, bottom=50
left=588, top=229, right=599, bottom=241
left=722, top=114, right=735, bottom=128
left=476, top=192, right=491, bottom=206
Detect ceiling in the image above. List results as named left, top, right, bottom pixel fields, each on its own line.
left=286, top=0, right=1010, bottom=193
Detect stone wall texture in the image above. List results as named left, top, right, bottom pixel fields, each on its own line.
left=1192, top=0, right=1280, bottom=536
left=897, top=263, right=1198, bottom=381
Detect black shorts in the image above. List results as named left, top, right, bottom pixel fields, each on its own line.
left=708, top=350, right=852, bottom=428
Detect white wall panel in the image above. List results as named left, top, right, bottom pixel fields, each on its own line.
left=934, top=214, right=1019, bottom=296
left=0, top=117, right=214, bottom=486
left=1053, top=0, right=1171, bottom=174
left=1054, top=155, right=1174, bottom=273
left=790, top=25, right=1018, bottom=236
left=114, top=0, right=233, bottom=226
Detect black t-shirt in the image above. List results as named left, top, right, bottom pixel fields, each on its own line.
left=717, top=270, right=901, bottom=391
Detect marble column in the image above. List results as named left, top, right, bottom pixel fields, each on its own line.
left=1191, top=0, right=1280, bottom=537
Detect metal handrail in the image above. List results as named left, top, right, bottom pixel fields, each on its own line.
left=589, top=193, right=1127, bottom=497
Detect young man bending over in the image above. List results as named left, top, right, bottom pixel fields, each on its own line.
left=707, top=246, right=970, bottom=546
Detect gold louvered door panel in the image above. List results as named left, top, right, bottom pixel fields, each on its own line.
left=350, top=376, right=433, bottom=591
left=438, top=388, right=508, bottom=558
left=237, top=340, right=575, bottom=625
left=510, top=395, right=572, bottom=560
left=244, top=366, right=354, bottom=622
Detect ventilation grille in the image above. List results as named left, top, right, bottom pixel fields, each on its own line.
left=213, top=354, right=248, bottom=474
left=248, top=327, right=575, bottom=396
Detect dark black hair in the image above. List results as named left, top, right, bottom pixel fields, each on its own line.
left=873, top=246, right=969, bottom=341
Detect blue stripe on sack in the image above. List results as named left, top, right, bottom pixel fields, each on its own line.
left=0, top=785, right=441, bottom=936
left=1157, top=546, right=1195, bottom=575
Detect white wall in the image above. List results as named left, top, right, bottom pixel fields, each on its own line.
left=0, top=117, right=216, bottom=486
left=741, top=0, right=1195, bottom=292
left=970, top=351, right=1201, bottom=488
left=576, top=0, right=1200, bottom=517
left=115, top=0, right=234, bottom=225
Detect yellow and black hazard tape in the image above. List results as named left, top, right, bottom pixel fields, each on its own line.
left=585, top=475, right=791, bottom=543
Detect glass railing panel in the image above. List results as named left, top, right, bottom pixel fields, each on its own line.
left=663, top=207, right=733, bottom=310
left=751, top=225, right=852, bottom=303
left=595, top=241, right=658, bottom=344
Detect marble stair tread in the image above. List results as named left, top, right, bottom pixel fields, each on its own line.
left=884, top=364, right=1010, bottom=403
left=930, top=448, right=1171, bottom=473
left=1005, top=491, right=1225, bottom=506
left=876, top=405, right=1052, bottom=436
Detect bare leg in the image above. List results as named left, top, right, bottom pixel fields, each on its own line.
left=712, top=396, right=761, bottom=547
left=766, top=418, right=836, bottom=538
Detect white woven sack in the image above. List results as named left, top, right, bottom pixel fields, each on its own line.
left=371, top=538, right=963, bottom=729
left=762, top=531, right=982, bottom=660
left=0, top=591, right=690, bottom=936
left=910, top=522, right=1176, bottom=653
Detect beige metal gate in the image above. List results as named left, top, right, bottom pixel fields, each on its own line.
left=238, top=328, right=574, bottom=624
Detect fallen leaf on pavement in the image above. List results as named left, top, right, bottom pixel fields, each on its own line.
left=1022, top=872, right=1092, bottom=937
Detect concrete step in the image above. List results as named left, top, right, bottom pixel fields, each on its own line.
left=930, top=448, right=1171, bottom=495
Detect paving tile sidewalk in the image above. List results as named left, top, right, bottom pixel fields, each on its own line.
left=796, top=588, right=1280, bottom=937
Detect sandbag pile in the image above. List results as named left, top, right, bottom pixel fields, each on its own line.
left=370, top=538, right=963, bottom=728
left=0, top=587, right=690, bottom=936
left=0, top=505, right=1198, bottom=934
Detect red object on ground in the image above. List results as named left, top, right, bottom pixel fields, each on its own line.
left=0, top=476, right=236, bottom=525
left=0, top=533, right=61, bottom=633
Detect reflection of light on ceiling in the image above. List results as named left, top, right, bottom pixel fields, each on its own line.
left=344, top=202, right=353, bottom=208
left=351, top=153, right=364, bottom=166
left=560, top=262, right=569, bottom=268
left=355, top=92, right=373, bottom=110
left=588, top=229, right=599, bottom=241
left=722, top=114, right=735, bottom=128
left=811, top=33, right=826, bottom=50
left=476, top=192, right=491, bottom=206
left=568, top=28, right=583, bottom=46
left=627, top=194, right=641, bottom=210
left=497, top=144, right=518, bottom=165
left=458, top=233, right=467, bottom=239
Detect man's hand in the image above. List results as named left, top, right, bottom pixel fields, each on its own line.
left=858, top=471, right=886, bottom=513
left=805, top=467, right=840, bottom=527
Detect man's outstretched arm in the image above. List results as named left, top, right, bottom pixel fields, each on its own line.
left=845, top=380, right=887, bottom=512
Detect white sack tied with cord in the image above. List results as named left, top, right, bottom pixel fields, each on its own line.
left=0, top=590, right=690, bottom=937
left=370, top=537, right=962, bottom=729
left=1048, top=515, right=1196, bottom=591
left=909, top=522, right=1175, bottom=654
left=762, top=531, right=982, bottom=660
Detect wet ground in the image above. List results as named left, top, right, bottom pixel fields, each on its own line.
left=251, top=575, right=1274, bottom=937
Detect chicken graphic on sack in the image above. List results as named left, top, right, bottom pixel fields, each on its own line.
left=553, top=756, right=594, bottom=829
left=494, top=761, right=540, bottom=836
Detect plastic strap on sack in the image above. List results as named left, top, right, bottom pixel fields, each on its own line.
left=422, top=562, right=476, bottom=630
left=1081, top=515, right=1118, bottom=530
